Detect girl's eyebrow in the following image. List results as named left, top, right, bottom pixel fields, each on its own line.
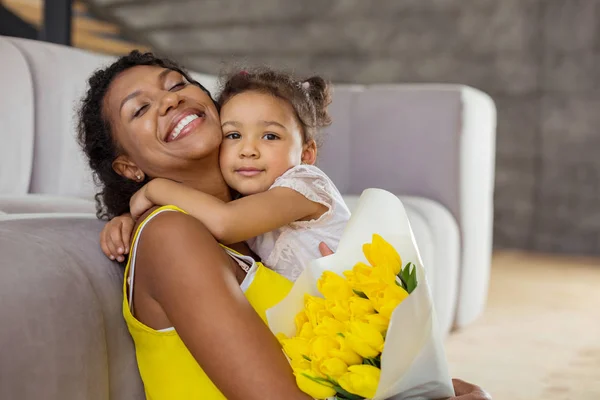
left=259, top=120, right=287, bottom=130
left=221, top=120, right=241, bottom=128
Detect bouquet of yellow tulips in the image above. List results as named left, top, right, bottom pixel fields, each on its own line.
left=267, top=189, right=454, bottom=400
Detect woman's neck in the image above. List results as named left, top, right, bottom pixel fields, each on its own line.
left=174, top=157, right=232, bottom=203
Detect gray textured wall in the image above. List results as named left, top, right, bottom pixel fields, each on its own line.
left=89, top=0, right=600, bottom=255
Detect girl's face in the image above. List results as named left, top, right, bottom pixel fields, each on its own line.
left=104, top=65, right=222, bottom=181
left=219, top=91, right=316, bottom=195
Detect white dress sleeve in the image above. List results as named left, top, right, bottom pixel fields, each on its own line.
left=270, top=165, right=335, bottom=225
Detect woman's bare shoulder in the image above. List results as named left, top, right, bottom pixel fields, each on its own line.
left=137, top=208, right=220, bottom=256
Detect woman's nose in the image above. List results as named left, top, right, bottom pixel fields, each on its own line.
left=159, top=91, right=183, bottom=115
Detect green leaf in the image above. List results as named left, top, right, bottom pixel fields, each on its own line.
left=363, top=357, right=381, bottom=369
left=300, top=372, right=334, bottom=386
left=337, top=332, right=346, bottom=338
left=353, top=289, right=368, bottom=299
left=398, top=262, right=412, bottom=290
left=302, top=354, right=311, bottom=362
left=405, top=263, right=418, bottom=294
left=331, top=384, right=366, bottom=400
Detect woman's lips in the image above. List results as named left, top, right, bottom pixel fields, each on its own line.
left=167, top=114, right=205, bottom=143
left=235, top=168, right=263, bottom=177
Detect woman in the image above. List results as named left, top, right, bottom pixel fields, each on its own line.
left=78, top=51, right=490, bottom=400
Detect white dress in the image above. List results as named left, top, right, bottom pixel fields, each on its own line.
left=247, top=165, right=351, bottom=281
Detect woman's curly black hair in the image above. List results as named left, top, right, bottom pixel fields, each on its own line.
left=77, top=50, right=214, bottom=220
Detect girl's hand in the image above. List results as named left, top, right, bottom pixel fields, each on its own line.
left=100, top=214, right=135, bottom=262
left=130, top=184, right=155, bottom=221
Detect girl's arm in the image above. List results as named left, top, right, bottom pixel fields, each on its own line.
left=132, top=178, right=327, bottom=244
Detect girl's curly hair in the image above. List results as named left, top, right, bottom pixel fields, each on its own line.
left=77, top=50, right=213, bottom=220
left=217, top=68, right=332, bottom=146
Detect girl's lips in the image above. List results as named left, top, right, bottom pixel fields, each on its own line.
left=236, top=168, right=263, bottom=177
left=167, top=115, right=204, bottom=143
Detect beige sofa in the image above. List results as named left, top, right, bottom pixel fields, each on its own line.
left=0, top=35, right=496, bottom=399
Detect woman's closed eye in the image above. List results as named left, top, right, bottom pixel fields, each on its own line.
left=225, top=132, right=241, bottom=140
left=133, top=104, right=149, bottom=119
left=169, top=81, right=187, bottom=91
left=262, top=133, right=280, bottom=140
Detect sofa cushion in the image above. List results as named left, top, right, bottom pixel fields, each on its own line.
left=0, top=215, right=144, bottom=399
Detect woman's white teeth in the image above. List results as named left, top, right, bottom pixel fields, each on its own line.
left=171, top=114, right=199, bottom=140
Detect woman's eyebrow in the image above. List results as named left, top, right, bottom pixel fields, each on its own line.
left=119, top=69, right=176, bottom=113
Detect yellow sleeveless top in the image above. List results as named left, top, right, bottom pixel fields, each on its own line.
left=122, top=206, right=293, bottom=399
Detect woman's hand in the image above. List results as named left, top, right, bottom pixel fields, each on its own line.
left=445, top=379, right=492, bottom=399
left=130, top=183, right=156, bottom=221
left=100, top=214, right=135, bottom=262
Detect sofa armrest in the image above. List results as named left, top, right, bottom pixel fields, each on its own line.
left=333, top=84, right=496, bottom=328
left=0, top=195, right=96, bottom=214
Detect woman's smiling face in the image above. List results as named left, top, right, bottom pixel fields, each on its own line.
left=104, top=65, right=223, bottom=180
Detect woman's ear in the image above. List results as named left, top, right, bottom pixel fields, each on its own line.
left=112, top=155, right=145, bottom=182
left=301, top=140, right=317, bottom=165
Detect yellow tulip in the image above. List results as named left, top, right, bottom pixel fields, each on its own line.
left=280, top=337, right=310, bottom=362
left=313, top=316, right=346, bottom=337
left=346, top=261, right=395, bottom=294
left=297, top=321, right=315, bottom=339
left=317, top=271, right=354, bottom=301
left=345, top=321, right=384, bottom=358
left=338, top=364, right=381, bottom=399
left=309, top=335, right=339, bottom=360
left=317, top=357, right=349, bottom=380
left=348, top=296, right=376, bottom=319
left=364, top=313, right=390, bottom=334
left=305, top=295, right=333, bottom=327
left=363, top=234, right=402, bottom=275
left=369, top=284, right=409, bottom=319
left=344, top=262, right=373, bottom=291
left=330, top=336, right=363, bottom=366
left=294, top=310, right=309, bottom=334
left=290, top=357, right=311, bottom=370
left=294, top=368, right=337, bottom=399
left=326, top=299, right=350, bottom=322
left=276, top=332, right=288, bottom=342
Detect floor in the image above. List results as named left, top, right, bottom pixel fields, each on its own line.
left=445, top=251, right=600, bottom=400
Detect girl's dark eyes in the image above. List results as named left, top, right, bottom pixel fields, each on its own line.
left=263, top=133, right=279, bottom=140
left=225, top=132, right=241, bottom=139
left=133, top=104, right=149, bottom=118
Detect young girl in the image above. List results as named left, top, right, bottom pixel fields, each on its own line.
left=102, top=68, right=350, bottom=281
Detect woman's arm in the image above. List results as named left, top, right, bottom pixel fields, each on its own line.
left=133, top=211, right=309, bottom=400
left=133, top=178, right=326, bottom=244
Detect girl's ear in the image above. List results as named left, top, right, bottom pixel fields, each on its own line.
left=301, top=140, right=317, bottom=165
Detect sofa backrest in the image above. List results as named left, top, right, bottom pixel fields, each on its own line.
left=1, top=35, right=496, bottom=236
left=0, top=38, right=34, bottom=195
